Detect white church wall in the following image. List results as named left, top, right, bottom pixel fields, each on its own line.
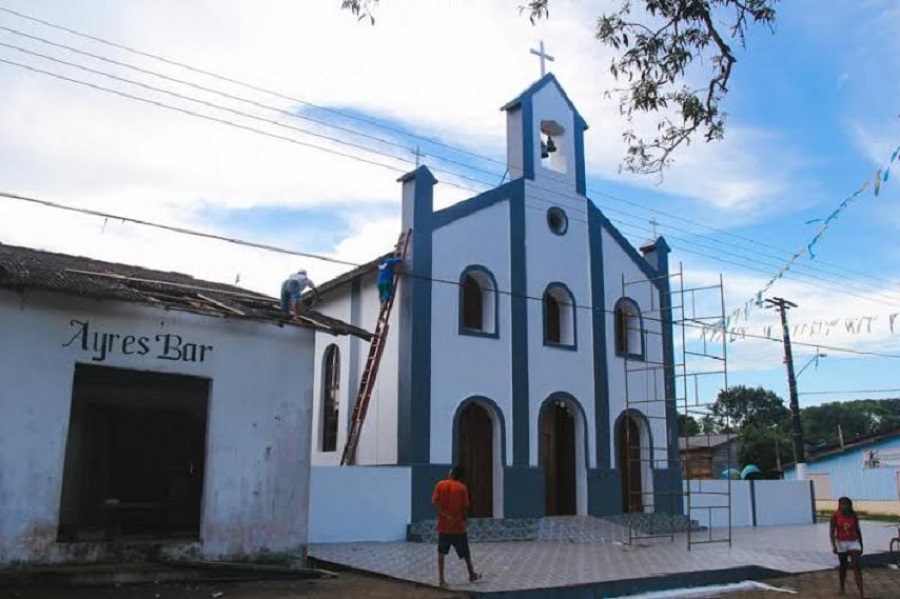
left=430, top=200, right=513, bottom=464
left=357, top=273, right=400, bottom=465
left=524, top=180, right=597, bottom=471
left=309, top=466, right=411, bottom=542
left=0, top=289, right=315, bottom=565
left=311, top=293, right=353, bottom=466
left=601, top=229, right=670, bottom=472
left=309, top=273, right=399, bottom=466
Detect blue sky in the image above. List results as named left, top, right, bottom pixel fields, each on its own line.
left=0, top=1, right=898, bottom=419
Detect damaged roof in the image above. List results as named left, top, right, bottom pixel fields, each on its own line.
left=0, top=243, right=372, bottom=339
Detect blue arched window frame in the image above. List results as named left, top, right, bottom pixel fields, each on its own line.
left=614, top=297, right=644, bottom=359
left=542, top=282, right=577, bottom=350
left=458, top=265, right=499, bottom=338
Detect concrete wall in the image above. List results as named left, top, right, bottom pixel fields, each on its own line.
left=308, top=466, right=411, bottom=543
left=0, top=289, right=316, bottom=565
left=684, top=480, right=814, bottom=529
left=753, top=480, right=815, bottom=527
left=685, top=480, right=753, bottom=529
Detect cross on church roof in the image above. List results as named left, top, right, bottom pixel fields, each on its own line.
left=412, top=144, right=424, bottom=167
left=530, top=40, right=555, bottom=77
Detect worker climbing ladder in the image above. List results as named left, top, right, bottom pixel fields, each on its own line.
left=340, top=230, right=411, bottom=466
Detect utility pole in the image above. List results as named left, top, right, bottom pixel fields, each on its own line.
left=764, top=297, right=807, bottom=480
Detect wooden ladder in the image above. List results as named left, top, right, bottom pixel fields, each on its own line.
left=340, top=230, right=411, bottom=466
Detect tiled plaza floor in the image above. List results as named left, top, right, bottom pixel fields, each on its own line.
left=309, top=518, right=899, bottom=595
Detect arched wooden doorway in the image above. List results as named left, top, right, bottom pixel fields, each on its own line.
left=457, top=402, right=493, bottom=518
left=618, top=415, right=644, bottom=513
left=540, top=401, right=576, bottom=516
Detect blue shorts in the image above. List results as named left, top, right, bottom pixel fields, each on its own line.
left=437, top=533, right=470, bottom=559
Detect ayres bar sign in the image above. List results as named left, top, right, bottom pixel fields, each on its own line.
left=62, top=319, right=213, bottom=363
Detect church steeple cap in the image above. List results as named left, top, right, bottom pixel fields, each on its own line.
left=500, top=73, right=589, bottom=130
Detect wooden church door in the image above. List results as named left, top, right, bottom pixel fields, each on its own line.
left=458, top=403, right=493, bottom=518
left=541, top=402, right=576, bottom=516
left=618, top=416, right=644, bottom=513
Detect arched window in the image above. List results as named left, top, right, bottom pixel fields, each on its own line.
left=543, top=283, right=576, bottom=348
left=459, top=266, right=498, bottom=337
left=321, top=344, right=340, bottom=452
left=614, top=298, right=644, bottom=359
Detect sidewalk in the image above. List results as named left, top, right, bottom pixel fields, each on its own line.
left=309, top=519, right=899, bottom=596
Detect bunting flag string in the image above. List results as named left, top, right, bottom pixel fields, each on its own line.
left=699, top=309, right=900, bottom=343
left=718, top=141, right=900, bottom=331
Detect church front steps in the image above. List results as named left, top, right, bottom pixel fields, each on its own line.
left=407, top=517, right=540, bottom=543
left=407, top=514, right=702, bottom=544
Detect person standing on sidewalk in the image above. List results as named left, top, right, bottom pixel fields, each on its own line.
left=431, top=465, right=481, bottom=588
left=830, top=496, right=865, bottom=598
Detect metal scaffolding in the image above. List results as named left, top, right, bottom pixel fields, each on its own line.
left=621, top=265, right=732, bottom=549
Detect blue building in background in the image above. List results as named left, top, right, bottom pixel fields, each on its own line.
left=785, top=429, right=900, bottom=515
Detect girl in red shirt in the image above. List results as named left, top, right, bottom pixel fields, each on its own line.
left=830, top=496, right=865, bottom=598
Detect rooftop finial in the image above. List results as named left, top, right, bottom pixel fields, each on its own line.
left=529, top=40, right=555, bottom=77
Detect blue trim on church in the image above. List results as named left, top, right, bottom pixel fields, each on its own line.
left=397, top=166, right=436, bottom=468
left=587, top=203, right=611, bottom=471
left=589, top=200, right=663, bottom=285
left=501, top=74, right=588, bottom=187
left=574, top=115, right=587, bottom=195
left=508, top=182, right=530, bottom=467
left=501, top=74, right=590, bottom=130
left=522, top=99, right=535, bottom=181
left=432, top=180, right=522, bottom=230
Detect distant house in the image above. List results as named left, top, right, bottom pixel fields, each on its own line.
left=679, top=434, right=739, bottom=480
left=785, top=428, right=900, bottom=515
left=0, top=243, right=367, bottom=566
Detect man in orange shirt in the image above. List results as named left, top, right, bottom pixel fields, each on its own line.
left=432, top=465, right=481, bottom=587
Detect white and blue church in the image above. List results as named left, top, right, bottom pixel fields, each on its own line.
left=308, top=73, right=681, bottom=529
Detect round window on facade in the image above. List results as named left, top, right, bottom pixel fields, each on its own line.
left=547, top=207, right=568, bottom=235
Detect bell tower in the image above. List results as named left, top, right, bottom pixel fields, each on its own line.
left=501, top=68, right=588, bottom=195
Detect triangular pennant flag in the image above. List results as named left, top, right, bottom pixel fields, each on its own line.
left=874, top=169, right=883, bottom=196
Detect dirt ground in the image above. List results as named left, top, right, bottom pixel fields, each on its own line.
left=0, top=569, right=465, bottom=599
left=3, top=566, right=899, bottom=598
left=725, top=565, right=900, bottom=598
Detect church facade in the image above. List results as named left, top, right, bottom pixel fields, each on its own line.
left=309, top=74, right=681, bottom=524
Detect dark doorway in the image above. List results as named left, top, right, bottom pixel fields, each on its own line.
left=457, top=402, right=493, bottom=518
left=58, top=364, right=209, bottom=541
left=617, top=416, right=644, bottom=513
left=540, top=401, right=576, bottom=516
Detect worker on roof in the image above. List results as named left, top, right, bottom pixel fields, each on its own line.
left=280, top=269, right=318, bottom=317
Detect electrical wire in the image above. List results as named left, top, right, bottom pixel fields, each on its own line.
left=2, top=7, right=899, bottom=315
left=1, top=2, right=886, bottom=288
left=2, top=5, right=894, bottom=305
left=5, top=52, right=900, bottom=318
left=5, top=189, right=900, bottom=361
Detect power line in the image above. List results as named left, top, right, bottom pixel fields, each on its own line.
left=1, top=2, right=880, bottom=285
left=3, top=5, right=894, bottom=307
left=6, top=51, right=900, bottom=317
left=0, top=5, right=508, bottom=169
left=0, top=190, right=361, bottom=267
left=0, top=25, right=512, bottom=187
left=6, top=189, right=900, bottom=361
left=2, top=7, right=898, bottom=312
